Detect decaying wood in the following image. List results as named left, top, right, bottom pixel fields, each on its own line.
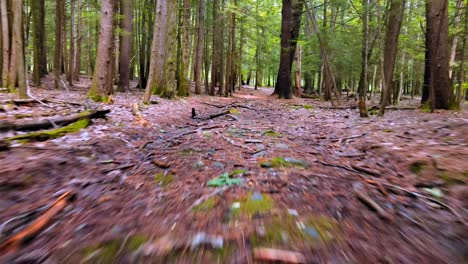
left=253, top=248, right=306, bottom=263
left=132, top=103, right=149, bottom=127
left=0, top=109, right=110, bottom=132
left=0, top=191, right=74, bottom=256
left=208, top=110, right=230, bottom=119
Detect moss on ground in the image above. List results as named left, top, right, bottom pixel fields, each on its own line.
left=437, top=171, right=467, bottom=184
left=154, top=172, right=174, bottom=187
left=193, top=196, right=218, bottom=212
left=232, top=192, right=274, bottom=218
left=82, top=235, right=148, bottom=263
left=5, top=119, right=89, bottom=143
left=410, top=161, right=426, bottom=174
left=229, top=108, right=240, bottom=114
left=263, top=129, right=282, bottom=137
left=260, top=157, right=308, bottom=169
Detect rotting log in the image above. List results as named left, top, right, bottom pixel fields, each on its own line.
left=4, top=119, right=90, bottom=142
left=0, top=109, right=110, bottom=132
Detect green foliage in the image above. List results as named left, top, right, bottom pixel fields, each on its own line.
left=207, top=173, right=242, bottom=187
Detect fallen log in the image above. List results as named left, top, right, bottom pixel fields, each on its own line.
left=0, top=191, right=74, bottom=256
left=0, top=109, right=110, bottom=132
left=4, top=119, right=90, bottom=142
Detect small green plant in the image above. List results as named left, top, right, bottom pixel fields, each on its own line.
left=207, top=173, right=241, bottom=187
left=410, top=161, right=426, bottom=174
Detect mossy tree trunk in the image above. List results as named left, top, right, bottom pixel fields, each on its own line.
left=143, top=0, right=177, bottom=103
left=31, top=0, right=48, bottom=86
left=88, top=0, right=116, bottom=102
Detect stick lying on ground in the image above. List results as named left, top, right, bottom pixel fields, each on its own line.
left=0, top=191, right=74, bottom=256
left=4, top=119, right=90, bottom=142
left=0, top=109, right=110, bottom=132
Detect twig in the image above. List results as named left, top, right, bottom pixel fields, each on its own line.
left=0, top=191, right=74, bottom=256
left=225, top=114, right=239, bottom=121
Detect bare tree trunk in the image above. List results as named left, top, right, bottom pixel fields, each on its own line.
left=428, top=0, right=450, bottom=110
left=12, top=0, right=26, bottom=98
left=31, top=0, right=47, bottom=86
left=210, top=0, right=221, bottom=95
left=358, top=0, right=369, bottom=117
left=449, top=0, right=463, bottom=80
left=194, top=0, right=205, bottom=94
left=379, top=0, right=405, bottom=116
left=143, top=0, right=177, bottom=102
left=54, top=0, right=64, bottom=89
left=118, top=0, right=132, bottom=92
left=88, top=0, right=116, bottom=102
left=177, top=0, right=190, bottom=96
left=295, top=44, right=302, bottom=96
left=74, top=0, right=82, bottom=81
left=1, top=0, right=10, bottom=88
left=68, top=0, right=76, bottom=85
left=455, top=0, right=467, bottom=105
left=274, top=0, right=304, bottom=99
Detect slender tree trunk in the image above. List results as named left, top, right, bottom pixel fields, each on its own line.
left=295, top=44, right=302, bottom=96
left=74, top=0, right=82, bottom=81
left=118, top=0, right=132, bottom=92
left=88, top=0, right=116, bottom=101
left=54, top=0, right=64, bottom=89
left=1, top=0, right=10, bottom=88
left=31, top=0, right=47, bottom=86
left=449, top=0, right=463, bottom=80
left=379, top=0, right=405, bottom=116
left=456, top=0, right=467, bottom=105
left=143, top=0, right=177, bottom=102
left=12, top=0, right=26, bottom=98
left=194, top=0, right=205, bottom=94
left=177, top=0, right=190, bottom=96
left=358, top=0, right=369, bottom=117
left=68, top=0, right=76, bottom=85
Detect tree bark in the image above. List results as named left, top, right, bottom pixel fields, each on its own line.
left=455, top=0, right=467, bottom=105
left=74, top=0, right=82, bottom=81
left=31, top=0, right=47, bottom=86
left=177, top=0, right=190, bottom=96
left=143, top=0, right=177, bottom=102
left=358, top=0, right=369, bottom=117
left=12, top=0, right=26, bottom=98
left=210, top=0, right=221, bottom=95
left=194, top=0, right=205, bottom=94
left=427, top=0, right=450, bottom=110
left=68, top=0, right=76, bottom=85
left=295, top=44, right=302, bottom=96
left=54, top=0, right=65, bottom=89
left=274, top=0, right=304, bottom=99
left=118, top=0, right=132, bottom=92
left=88, top=0, right=116, bottom=102
left=379, top=0, right=405, bottom=116
left=1, top=0, right=10, bottom=88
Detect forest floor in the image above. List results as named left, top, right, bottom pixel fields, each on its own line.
left=0, top=77, right=467, bottom=263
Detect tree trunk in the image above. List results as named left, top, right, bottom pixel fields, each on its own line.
left=12, top=0, right=26, bottom=98
left=68, top=0, right=76, bottom=85
left=74, top=0, right=82, bottom=81
left=427, top=0, right=450, bottom=110
left=88, top=0, right=116, bottom=102
left=194, top=0, right=205, bottom=94
left=379, top=0, right=405, bottom=116
left=143, top=0, right=177, bottom=102
left=358, top=0, right=369, bottom=117
left=295, top=44, right=302, bottom=96
left=31, top=0, right=47, bottom=86
left=274, top=0, right=304, bottom=99
left=177, top=0, right=190, bottom=96
left=449, top=0, right=463, bottom=80
left=455, top=0, right=467, bottom=105
left=54, top=0, right=64, bottom=89
left=1, top=0, right=10, bottom=88
left=210, top=0, right=221, bottom=95
left=118, top=0, right=132, bottom=92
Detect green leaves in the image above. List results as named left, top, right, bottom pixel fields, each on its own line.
left=207, top=173, right=242, bottom=187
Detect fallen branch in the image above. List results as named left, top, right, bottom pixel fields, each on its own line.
left=132, top=103, right=149, bottom=127
left=0, top=192, right=74, bottom=256
left=208, top=110, right=230, bottom=119
left=0, top=109, right=110, bottom=132
left=353, top=183, right=393, bottom=222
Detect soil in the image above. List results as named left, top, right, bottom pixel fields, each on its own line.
left=0, top=79, right=467, bottom=263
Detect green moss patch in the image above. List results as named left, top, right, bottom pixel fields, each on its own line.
left=82, top=236, right=148, bottom=263
left=154, top=172, right=175, bottom=187
left=263, top=129, right=282, bottom=137
left=229, top=108, right=240, bottom=114
left=193, top=196, right=219, bottom=212
left=127, top=235, right=148, bottom=251
left=232, top=192, right=274, bottom=218
left=410, top=161, right=426, bottom=174
left=260, top=157, right=308, bottom=169
left=5, top=119, right=89, bottom=143
left=14, top=113, right=34, bottom=119
left=437, top=171, right=467, bottom=185
left=250, top=214, right=341, bottom=248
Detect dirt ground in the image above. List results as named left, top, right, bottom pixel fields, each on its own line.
left=0, top=80, right=467, bottom=263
